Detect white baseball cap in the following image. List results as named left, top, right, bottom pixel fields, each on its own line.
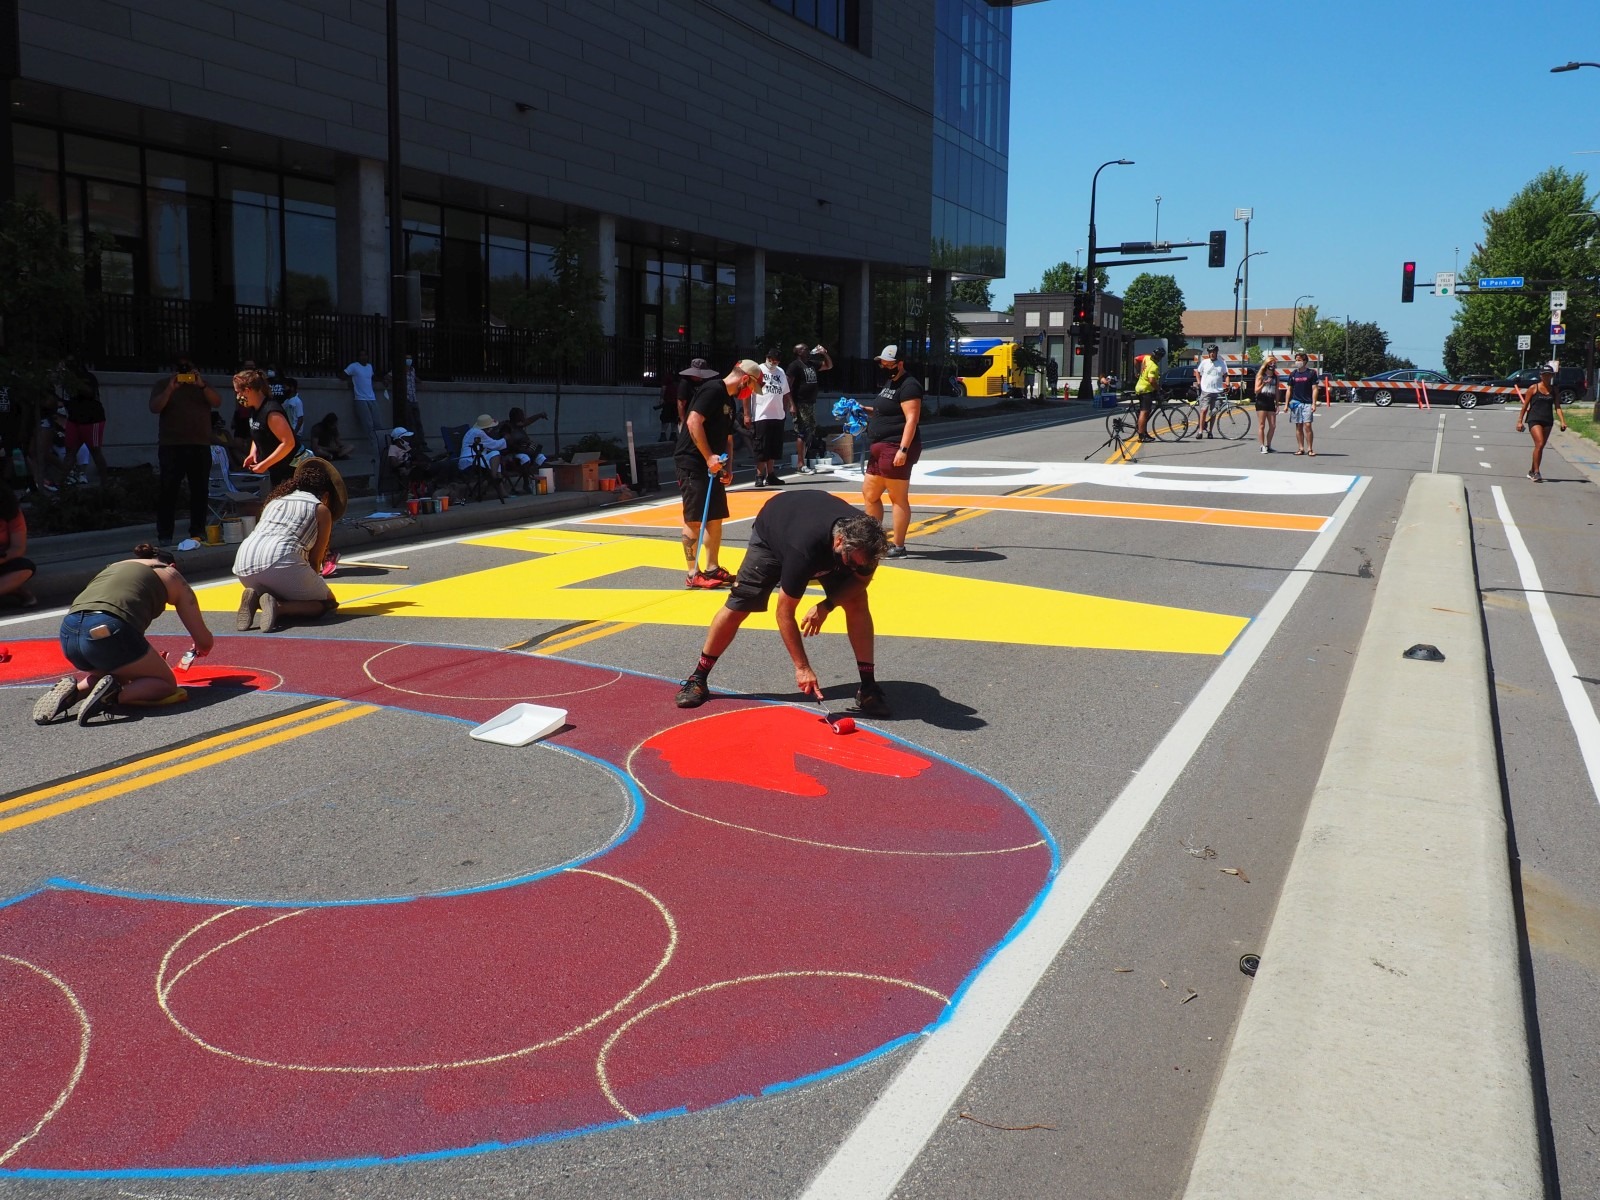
left=877, top=344, right=903, bottom=363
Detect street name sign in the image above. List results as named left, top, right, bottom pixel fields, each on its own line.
left=1478, top=276, right=1524, bottom=289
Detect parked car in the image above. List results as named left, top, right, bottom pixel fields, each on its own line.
left=1159, top=364, right=1198, bottom=400
left=1496, top=365, right=1591, bottom=405
left=1341, top=368, right=1496, bottom=409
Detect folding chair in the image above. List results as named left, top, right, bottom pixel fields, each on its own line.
left=207, top=445, right=263, bottom=522
left=439, top=425, right=502, bottom=504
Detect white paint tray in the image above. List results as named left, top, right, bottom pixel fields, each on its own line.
left=469, top=703, right=568, bottom=746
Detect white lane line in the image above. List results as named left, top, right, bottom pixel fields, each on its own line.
left=1330, top=407, right=1361, bottom=430
left=800, top=477, right=1372, bottom=1200
left=1480, top=462, right=1493, bottom=468
left=1491, top=486, right=1600, bottom=799
left=1431, top=413, right=1447, bottom=473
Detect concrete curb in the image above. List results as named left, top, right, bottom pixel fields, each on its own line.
left=1182, top=473, right=1541, bottom=1197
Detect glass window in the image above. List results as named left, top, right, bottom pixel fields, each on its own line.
left=86, top=180, right=141, bottom=239
left=444, top=207, right=485, bottom=242
left=403, top=200, right=441, bottom=234
left=13, top=166, right=60, bottom=215
left=767, top=0, right=856, bottom=45
left=63, top=134, right=140, bottom=184
left=284, top=208, right=337, bottom=311
left=406, top=232, right=440, bottom=274
left=222, top=166, right=280, bottom=210
left=223, top=199, right=281, bottom=308
left=147, top=151, right=213, bottom=196
left=488, top=223, right=527, bottom=325
left=148, top=189, right=214, bottom=301
left=284, top=176, right=335, bottom=216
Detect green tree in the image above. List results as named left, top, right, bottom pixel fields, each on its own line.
left=951, top=278, right=993, bottom=308
left=506, top=224, right=605, bottom=454
left=1448, top=167, right=1599, bottom=376
left=1122, top=273, right=1187, bottom=350
left=1038, top=261, right=1108, bottom=293
left=1292, top=312, right=1411, bottom=377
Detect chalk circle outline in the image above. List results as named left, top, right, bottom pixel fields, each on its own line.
left=0, top=954, right=92, bottom=1167
left=628, top=709, right=1048, bottom=858
left=154, top=867, right=677, bottom=1074
left=595, top=970, right=949, bottom=1121
left=361, top=643, right=624, bottom=702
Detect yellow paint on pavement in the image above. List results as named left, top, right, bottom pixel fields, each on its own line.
left=1, top=702, right=377, bottom=836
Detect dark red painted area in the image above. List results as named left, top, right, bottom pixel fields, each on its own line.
left=0, top=638, right=1053, bottom=1174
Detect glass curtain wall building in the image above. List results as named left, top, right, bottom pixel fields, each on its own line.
left=933, top=0, right=1010, bottom=279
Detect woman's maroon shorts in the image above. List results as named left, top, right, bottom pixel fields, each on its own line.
left=865, top=440, right=920, bottom=480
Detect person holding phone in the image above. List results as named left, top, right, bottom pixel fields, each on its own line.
left=149, top=353, right=222, bottom=547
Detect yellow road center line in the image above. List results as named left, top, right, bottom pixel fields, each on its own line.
left=0, top=704, right=378, bottom=836
left=1, top=701, right=354, bottom=816
left=538, top=621, right=641, bottom=655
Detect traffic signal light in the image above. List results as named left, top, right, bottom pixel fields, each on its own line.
left=1208, top=230, right=1226, bottom=268
left=1073, top=292, right=1091, bottom=324
left=1401, top=261, right=1416, bottom=303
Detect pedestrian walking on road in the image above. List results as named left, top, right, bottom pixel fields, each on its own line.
left=676, top=360, right=763, bottom=589
left=32, top=544, right=215, bottom=725
left=1516, top=361, right=1567, bottom=482
left=674, top=489, right=890, bottom=714
left=861, top=344, right=923, bottom=558
left=788, top=343, right=832, bottom=473
left=1287, top=353, right=1319, bottom=456
left=1255, top=357, right=1282, bottom=453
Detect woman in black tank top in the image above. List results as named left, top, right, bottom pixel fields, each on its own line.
left=234, top=368, right=300, bottom=486
left=1516, top=364, right=1567, bottom=482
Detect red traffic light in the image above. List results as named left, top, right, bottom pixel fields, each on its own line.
left=1401, top=261, right=1416, bottom=303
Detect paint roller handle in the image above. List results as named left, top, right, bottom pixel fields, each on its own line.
left=795, top=665, right=822, bottom=700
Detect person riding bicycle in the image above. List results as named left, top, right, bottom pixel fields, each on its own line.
left=1132, top=346, right=1165, bottom=448
left=1194, top=345, right=1227, bottom=439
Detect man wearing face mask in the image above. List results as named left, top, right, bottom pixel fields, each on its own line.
left=860, top=345, right=922, bottom=559
left=674, top=489, right=891, bottom=713
left=676, top=359, right=763, bottom=589
left=148, top=353, right=222, bottom=547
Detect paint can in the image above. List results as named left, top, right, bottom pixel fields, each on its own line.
left=239, top=515, right=256, bottom=535
left=221, top=517, right=244, bottom=544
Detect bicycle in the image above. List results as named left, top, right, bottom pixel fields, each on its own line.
left=1195, top=392, right=1253, bottom=441
left=1100, top=389, right=1195, bottom=447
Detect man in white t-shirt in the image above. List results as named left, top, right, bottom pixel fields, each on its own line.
left=1193, top=344, right=1228, bottom=439
left=750, top=348, right=793, bottom=487
left=343, top=350, right=383, bottom=470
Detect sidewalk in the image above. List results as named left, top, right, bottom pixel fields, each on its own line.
left=12, top=399, right=1095, bottom=611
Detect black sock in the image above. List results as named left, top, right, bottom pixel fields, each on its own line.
left=857, top=661, right=876, bottom=687
left=694, top=652, right=719, bottom=679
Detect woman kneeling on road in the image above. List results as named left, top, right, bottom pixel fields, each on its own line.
left=234, top=459, right=347, bottom=633
left=33, top=544, right=215, bottom=726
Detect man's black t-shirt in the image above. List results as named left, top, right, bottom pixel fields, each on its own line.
left=866, top=370, right=925, bottom=446
left=674, top=378, right=737, bottom=463
left=787, top=357, right=820, bottom=407
left=1288, top=366, right=1319, bottom=403
left=751, top=490, right=870, bottom=601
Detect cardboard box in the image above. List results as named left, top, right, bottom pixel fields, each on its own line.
left=551, top=461, right=599, bottom=492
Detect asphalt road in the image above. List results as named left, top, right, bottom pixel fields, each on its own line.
left=0, top=397, right=1593, bottom=1199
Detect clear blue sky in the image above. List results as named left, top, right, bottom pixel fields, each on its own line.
left=991, top=1, right=1600, bottom=368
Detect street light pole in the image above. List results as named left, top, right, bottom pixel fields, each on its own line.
left=1292, top=294, right=1314, bottom=350
left=1551, top=61, right=1600, bottom=72
left=386, top=0, right=408, bottom=430
left=1232, top=251, right=1268, bottom=347
left=1077, top=158, right=1134, bottom=400
left=1154, top=195, right=1162, bottom=246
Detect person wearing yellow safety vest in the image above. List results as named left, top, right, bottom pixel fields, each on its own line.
left=1131, top=346, right=1165, bottom=453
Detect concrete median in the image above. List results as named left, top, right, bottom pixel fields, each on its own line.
left=1182, top=472, right=1542, bottom=1198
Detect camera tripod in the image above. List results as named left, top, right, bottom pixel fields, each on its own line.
left=1085, top=405, right=1140, bottom=462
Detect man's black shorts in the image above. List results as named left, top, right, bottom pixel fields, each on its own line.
left=726, top=537, right=854, bottom=613
left=753, top=418, right=785, bottom=459
left=675, top=455, right=728, bottom=524
left=1134, top=392, right=1156, bottom=414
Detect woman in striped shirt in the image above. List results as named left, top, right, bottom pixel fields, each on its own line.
left=233, top=459, right=346, bottom=633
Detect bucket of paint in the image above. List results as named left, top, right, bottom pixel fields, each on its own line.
left=221, top=517, right=244, bottom=544
left=205, top=523, right=222, bottom=545
left=406, top=499, right=420, bottom=516
left=239, top=515, right=256, bottom=535
left=438, top=494, right=449, bottom=511
left=538, top=467, right=555, bottom=493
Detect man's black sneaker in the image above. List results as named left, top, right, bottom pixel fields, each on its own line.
left=884, top=545, right=908, bottom=559
left=850, top=685, right=891, bottom=718
left=78, top=675, right=121, bottom=725
left=674, top=676, right=710, bottom=708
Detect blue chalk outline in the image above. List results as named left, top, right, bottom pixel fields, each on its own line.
left=0, top=638, right=1058, bottom=1179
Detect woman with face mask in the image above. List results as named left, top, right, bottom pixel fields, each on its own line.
left=860, top=345, right=923, bottom=559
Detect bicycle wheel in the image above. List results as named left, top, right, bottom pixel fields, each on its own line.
left=1214, top=404, right=1252, bottom=440
left=1152, top=404, right=1194, bottom=442
left=1104, top=407, right=1137, bottom=442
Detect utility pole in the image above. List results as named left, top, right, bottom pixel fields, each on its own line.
left=386, top=0, right=408, bottom=429
left=1236, top=208, right=1253, bottom=356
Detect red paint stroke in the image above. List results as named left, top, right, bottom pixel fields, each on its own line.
left=0, top=639, right=274, bottom=693
left=650, top=706, right=930, bottom=797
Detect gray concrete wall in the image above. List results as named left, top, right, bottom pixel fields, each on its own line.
left=19, top=0, right=934, bottom=267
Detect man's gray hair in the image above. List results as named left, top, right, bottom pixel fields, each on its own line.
left=836, top=513, right=890, bottom=562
